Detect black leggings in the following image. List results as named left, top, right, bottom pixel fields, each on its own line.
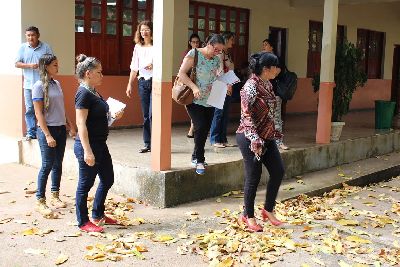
left=186, top=103, right=215, bottom=163
left=236, top=133, right=285, bottom=218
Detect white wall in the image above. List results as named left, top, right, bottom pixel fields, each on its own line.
left=172, top=0, right=400, bottom=79
left=0, top=0, right=22, bottom=75
left=21, top=0, right=75, bottom=75
left=14, top=0, right=400, bottom=79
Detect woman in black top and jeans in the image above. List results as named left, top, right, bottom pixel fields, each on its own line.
left=74, top=54, right=123, bottom=233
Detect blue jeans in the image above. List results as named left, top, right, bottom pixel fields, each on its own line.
left=36, top=126, right=67, bottom=199
left=210, top=95, right=231, bottom=144
left=74, top=140, right=114, bottom=227
left=138, top=78, right=152, bottom=147
left=24, top=89, right=37, bottom=137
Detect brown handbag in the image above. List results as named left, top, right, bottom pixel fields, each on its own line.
left=172, top=49, right=198, bottom=105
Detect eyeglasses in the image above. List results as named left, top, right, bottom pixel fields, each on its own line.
left=212, top=45, right=222, bottom=54
left=140, top=29, right=151, bottom=32
left=190, top=40, right=200, bottom=44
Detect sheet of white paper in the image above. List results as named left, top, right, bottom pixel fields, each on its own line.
left=108, top=115, right=116, bottom=127
left=206, top=80, right=228, bottom=109
left=217, top=70, right=240, bottom=85
left=106, top=97, right=126, bottom=126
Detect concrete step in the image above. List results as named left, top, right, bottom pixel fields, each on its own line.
left=19, top=130, right=400, bottom=207
left=276, top=151, right=400, bottom=203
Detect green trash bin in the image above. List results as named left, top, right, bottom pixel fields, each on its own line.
left=375, top=100, right=396, bottom=129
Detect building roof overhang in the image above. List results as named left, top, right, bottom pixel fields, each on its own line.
left=289, top=0, right=400, bottom=7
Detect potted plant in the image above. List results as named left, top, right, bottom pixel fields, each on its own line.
left=312, top=40, right=367, bottom=141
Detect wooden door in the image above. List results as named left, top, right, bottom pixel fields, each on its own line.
left=391, top=45, right=400, bottom=112
left=269, top=27, right=287, bottom=67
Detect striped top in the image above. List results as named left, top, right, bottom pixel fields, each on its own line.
left=236, top=73, right=282, bottom=153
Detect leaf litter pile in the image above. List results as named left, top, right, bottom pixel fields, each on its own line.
left=1, top=177, right=399, bottom=266
left=176, top=179, right=400, bottom=266
left=81, top=178, right=399, bottom=266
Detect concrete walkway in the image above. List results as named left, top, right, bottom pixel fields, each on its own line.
left=22, top=110, right=386, bottom=170
left=106, top=110, right=389, bottom=169
left=0, top=148, right=399, bottom=266
left=18, top=110, right=400, bottom=207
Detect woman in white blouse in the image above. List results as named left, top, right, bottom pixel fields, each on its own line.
left=126, top=20, right=153, bottom=153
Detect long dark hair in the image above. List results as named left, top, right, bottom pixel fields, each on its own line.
left=222, top=31, right=235, bottom=44
left=134, top=20, right=153, bottom=45
left=188, top=33, right=201, bottom=49
left=39, top=54, right=57, bottom=111
left=248, top=52, right=279, bottom=76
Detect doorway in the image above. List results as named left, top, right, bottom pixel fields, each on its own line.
left=269, top=27, right=288, bottom=121
left=391, top=45, right=400, bottom=113
left=268, top=27, right=287, bottom=66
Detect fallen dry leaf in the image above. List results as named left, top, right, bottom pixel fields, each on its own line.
left=53, top=236, right=66, bottom=242
left=135, top=245, right=148, bottom=252
left=24, top=189, right=37, bottom=194
left=283, top=186, right=295, bottom=191
left=346, top=235, right=372, bottom=244
left=155, top=234, right=174, bottom=242
left=0, top=218, right=13, bottom=224
left=14, top=220, right=28, bottom=224
left=55, top=254, right=69, bottom=265
left=312, top=257, right=325, bottom=266
left=64, top=232, right=82, bottom=237
left=337, top=219, right=359, bottom=226
left=22, top=227, right=40, bottom=236
left=178, top=232, right=189, bottom=239
left=24, top=248, right=48, bottom=256
left=222, top=192, right=232, bottom=197
left=338, top=260, right=351, bottom=267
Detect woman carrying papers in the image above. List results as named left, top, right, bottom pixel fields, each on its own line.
left=236, top=52, right=285, bottom=232
left=210, top=31, right=236, bottom=148
left=32, top=54, right=76, bottom=217
left=178, top=34, right=225, bottom=175
left=126, top=20, right=153, bottom=153
left=74, top=54, right=124, bottom=233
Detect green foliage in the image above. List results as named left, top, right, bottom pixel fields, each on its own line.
left=312, top=41, right=367, bottom=121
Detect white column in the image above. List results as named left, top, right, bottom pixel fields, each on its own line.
left=320, top=0, right=339, bottom=83
left=316, top=0, right=339, bottom=144
left=151, top=0, right=175, bottom=170
left=0, top=0, right=24, bottom=163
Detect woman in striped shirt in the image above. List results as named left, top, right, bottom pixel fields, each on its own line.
left=236, top=52, right=285, bottom=232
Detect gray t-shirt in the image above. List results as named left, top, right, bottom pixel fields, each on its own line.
left=32, top=80, right=66, bottom=126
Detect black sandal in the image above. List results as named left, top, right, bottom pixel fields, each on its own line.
left=139, top=146, right=151, bottom=153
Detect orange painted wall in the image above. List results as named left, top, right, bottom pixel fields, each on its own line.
left=54, top=75, right=392, bottom=128
left=350, top=79, right=392, bottom=109
left=57, top=75, right=191, bottom=127
left=286, top=78, right=392, bottom=114
left=57, top=75, right=142, bottom=127
left=0, top=75, right=23, bottom=137
left=286, top=78, right=319, bottom=113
